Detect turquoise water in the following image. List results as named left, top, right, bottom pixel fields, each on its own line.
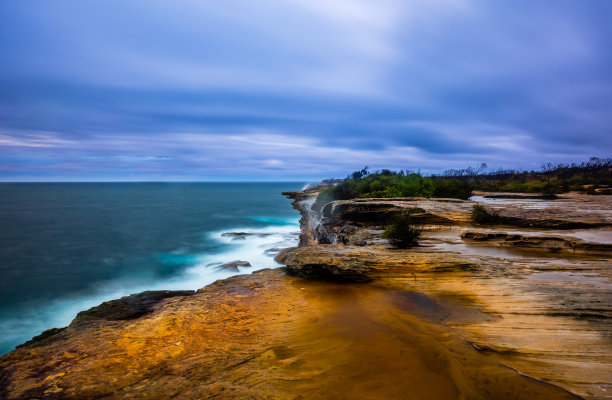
left=0, top=182, right=303, bottom=354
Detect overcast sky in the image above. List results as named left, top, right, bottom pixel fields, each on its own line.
left=0, top=0, right=611, bottom=181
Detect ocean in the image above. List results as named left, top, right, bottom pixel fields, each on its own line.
left=0, top=182, right=305, bottom=354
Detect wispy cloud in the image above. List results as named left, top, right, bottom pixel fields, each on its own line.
left=0, top=132, right=72, bottom=148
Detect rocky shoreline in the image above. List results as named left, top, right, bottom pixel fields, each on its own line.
left=279, top=189, right=612, bottom=399
left=1, top=189, right=610, bottom=399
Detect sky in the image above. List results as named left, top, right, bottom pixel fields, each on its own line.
left=0, top=0, right=611, bottom=181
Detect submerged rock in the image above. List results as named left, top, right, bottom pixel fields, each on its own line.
left=214, top=260, right=252, bottom=271
left=221, top=232, right=274, bottom=239
left=263, top=247, right=284, bottom=256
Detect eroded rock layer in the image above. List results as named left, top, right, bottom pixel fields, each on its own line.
left=280, top=190, right=612, bottom=399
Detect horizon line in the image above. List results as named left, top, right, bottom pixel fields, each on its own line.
left=0, top=180, right=312, bottom=184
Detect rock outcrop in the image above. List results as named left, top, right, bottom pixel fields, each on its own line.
left=276, top=245, right=497, bottom=282
left=461, top=231, right=612, bottom=255
left=0, top=269, right=579, bottom=400
left=213, top=260, right=252, bottom=271
left=1, top=190, right=611, bottom=399
left=279, top=190, right=612, bottom=399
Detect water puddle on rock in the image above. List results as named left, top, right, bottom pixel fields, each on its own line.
left=421, top=232, right=554, bottom=260
left=421, top=230, right=611, bottom=260
left=470, top=196, right=558, bottom=210
left=279, top=278, right=578, bottom=400
left=383, top=289, right=495, bottom=325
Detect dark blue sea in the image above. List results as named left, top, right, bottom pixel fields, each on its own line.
left=0, top=182, right=305, bottom=354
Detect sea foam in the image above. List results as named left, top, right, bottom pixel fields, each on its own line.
left=0, top=219, right=299, bottom=354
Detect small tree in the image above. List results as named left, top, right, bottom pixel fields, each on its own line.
left=382, top=215, right=421, bottom=248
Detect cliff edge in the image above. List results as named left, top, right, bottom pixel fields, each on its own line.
left=1, top=189, right=611, bottom=399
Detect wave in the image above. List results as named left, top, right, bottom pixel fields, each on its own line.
left=250, top=216, right=300, bottom=226
left=0, top=222, right=299, bottom=355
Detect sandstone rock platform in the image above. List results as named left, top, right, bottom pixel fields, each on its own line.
left=1, top=190, right=611, bottom=399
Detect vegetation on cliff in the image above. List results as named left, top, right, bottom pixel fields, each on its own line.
left=317, top=168, right=472, bottom=201
left=317, top=157, right=611, bottom=201
left=381, top=215, right=421, bottom=248
left=461, top=157, right=612, bottom=195
left=471, top=204, right=505, bottom=225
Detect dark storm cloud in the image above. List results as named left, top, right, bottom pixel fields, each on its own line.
left=0, top=0, right=610, bottom=180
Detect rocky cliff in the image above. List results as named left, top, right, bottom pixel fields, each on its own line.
left=1, top=190, right=611, bottom=399
left=279, top=190, right=612, bottom=399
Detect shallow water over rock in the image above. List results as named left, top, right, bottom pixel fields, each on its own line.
left=278, top=190, right=612, bottom=399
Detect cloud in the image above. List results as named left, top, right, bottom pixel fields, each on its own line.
left=0, top=0, right=401, bottom=97
left=0, top=132, right=73, bottom=147
left=0, top=1, right=611, bottom=180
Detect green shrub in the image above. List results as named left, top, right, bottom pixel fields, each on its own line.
left=317, top=157, right=610, bottom=202
left=472, top=204, right=504, bottom=225
left=432, top=178, right=473, bottom=199
left=317, top=169, right=471, bottom=201
left=381, top=215, right=421, bottom=248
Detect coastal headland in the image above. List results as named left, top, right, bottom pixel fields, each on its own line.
left=1, top=188, right=610, bottom=399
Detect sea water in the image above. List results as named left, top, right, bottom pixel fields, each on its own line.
left=0, top=182, right=303, bottom=354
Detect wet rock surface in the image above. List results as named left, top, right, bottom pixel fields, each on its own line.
left=212, top=260, right=252, bottom=271
left=471, top=192, right=612, bottom=229
left=280, top=190, right=612, bottom=399
left=461, top=230, right=612, bottom=255
left=73, top=290, right=196, bottom=322
left=0, top=269, right=579, bottom=400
